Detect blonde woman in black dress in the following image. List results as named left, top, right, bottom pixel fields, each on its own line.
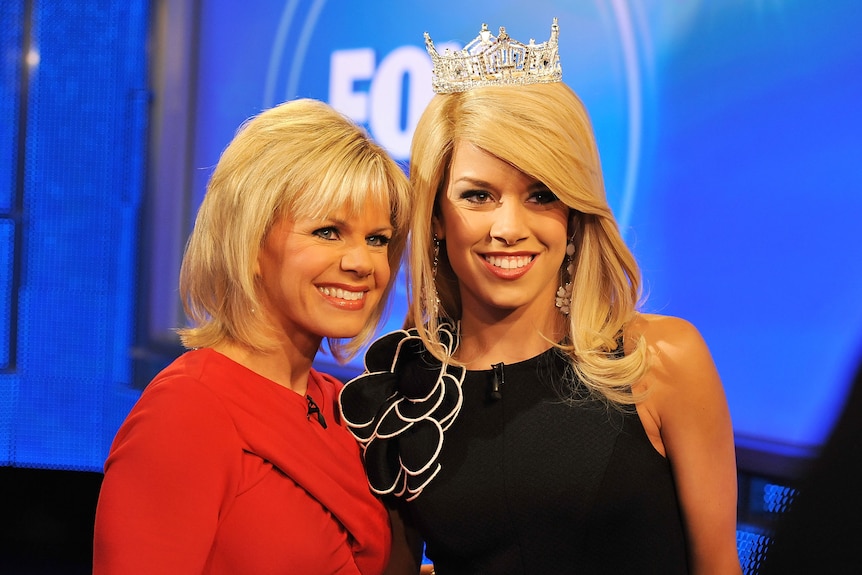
left=341, top=20, right=742, bottom=575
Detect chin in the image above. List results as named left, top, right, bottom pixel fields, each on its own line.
left=487, top=297, right=535, bottom=311
left=320, top=320, right=368, bottom=340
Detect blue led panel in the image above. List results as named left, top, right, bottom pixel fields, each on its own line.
left=3, top=0, right=148, bottom=470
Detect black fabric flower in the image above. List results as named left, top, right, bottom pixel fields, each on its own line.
left=339, top=323, right=464, bottom=500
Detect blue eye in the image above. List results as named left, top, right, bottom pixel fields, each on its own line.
left=367, top=235, right=391, bottom=247
left=313, top=227, right=340, bottom=240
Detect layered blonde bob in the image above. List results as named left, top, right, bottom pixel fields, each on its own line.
left=407, top=82, right=648, bottom=404
left=178, top=99, right=411, bottom=361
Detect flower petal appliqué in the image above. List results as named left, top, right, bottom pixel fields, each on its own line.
left=339, top=322, right=463, bottom=499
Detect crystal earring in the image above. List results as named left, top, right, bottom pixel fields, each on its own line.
left=555, top=240, right=575, bottom=315
left=432, top=234, right=442, bottom=317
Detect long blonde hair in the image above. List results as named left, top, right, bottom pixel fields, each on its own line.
left=407, top=82, right=647, bottom=405
left=178, top=99, right=411, bottom=361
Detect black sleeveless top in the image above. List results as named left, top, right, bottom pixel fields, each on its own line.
left=340, top=326, right=689, bottom=574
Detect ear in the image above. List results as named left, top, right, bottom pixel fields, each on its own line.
left=432, top=215, right=445, bottom=241
left=253, top=251, right=262, bottom=278
left=567, top=210, right=579, bottom=239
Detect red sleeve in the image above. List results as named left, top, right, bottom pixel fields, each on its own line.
left=93, top=374, right=241, bottom=574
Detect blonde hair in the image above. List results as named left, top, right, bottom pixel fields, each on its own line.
left=408, top=82, right=647, bottom=405
left=178, top=99, right=411, bottom=361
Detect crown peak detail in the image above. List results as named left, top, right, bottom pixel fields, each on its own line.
left=424, top=18, right=562, bottom=94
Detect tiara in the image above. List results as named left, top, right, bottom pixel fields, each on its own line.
left=424, top=18, right=562, bottom=94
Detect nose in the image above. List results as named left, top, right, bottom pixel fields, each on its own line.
left=490, top=201, right=529, bottom=246
left=341, top=243, right=375, bottom=278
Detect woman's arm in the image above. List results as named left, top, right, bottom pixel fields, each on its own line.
left=93, top=378, right=238, bottom=574
left=383, top=503, right=425, bottom=575
left=636, top=314, right=742, bottom=575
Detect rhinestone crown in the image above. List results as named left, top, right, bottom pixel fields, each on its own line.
left=424, top=18, right=562, bottom=94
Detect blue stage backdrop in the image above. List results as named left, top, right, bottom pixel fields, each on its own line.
left=0, top=0, right=860, bottom=473
left=181, top=0, right=862, bottom=459
left=1, top=0, right=148, bottom=470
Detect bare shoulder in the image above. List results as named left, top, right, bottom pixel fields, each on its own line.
left=625, top=313, right=719, bottom=397
left=627, top=312, right=703, bottom=344
left=627, top=313, right=711, bottom=362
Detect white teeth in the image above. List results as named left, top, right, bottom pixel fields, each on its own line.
left=484, top=255, right=533, bottom=269
left=318, top=287, right=365, bottom=301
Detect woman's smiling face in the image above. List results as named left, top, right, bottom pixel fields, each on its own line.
left=256, top=200, right=394, bottom=343
left=434, top=141, right=570, bottom=323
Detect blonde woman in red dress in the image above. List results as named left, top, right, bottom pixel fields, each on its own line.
left=95, top=99, right=411, bottom=574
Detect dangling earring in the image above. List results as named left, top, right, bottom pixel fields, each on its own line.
left=432, top=234, right=441, bottom=317
left=555, top=240, right=575, bottom=315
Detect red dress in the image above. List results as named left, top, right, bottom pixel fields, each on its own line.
left=94, top=348, right=390, bottom=574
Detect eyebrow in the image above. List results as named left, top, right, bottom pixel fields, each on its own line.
left=322, top=217, right=349, bottom=226
left=452, top=176, right=494, bottom=188
left=451, top=176, right=547, bottom=191
left=320, top=216, right=394, bottom=234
